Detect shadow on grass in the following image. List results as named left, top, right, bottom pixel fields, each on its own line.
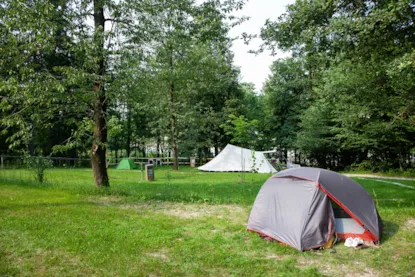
left=0, top=177, right=50, bottom=187
left=0, top=249, right=20, bottom=277
left=381, top=220, right=399, bottom=243
left=0, top=201, right=96, bottom=211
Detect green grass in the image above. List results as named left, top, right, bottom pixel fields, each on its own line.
left=0, top=167, right=414, bottom=276
left=0, top=167, right=269, bottom=204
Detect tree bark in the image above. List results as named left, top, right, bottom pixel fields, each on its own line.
left=29, top=123, right=35, bottom=156
left=294, top=149, right=297, bottom=164
left=169, top=81, right=179, bottom=170
left=135, top=143, right=138, bottom=158
left=141, top=144, right=146, bottom=158
left=169, top=52, right=179, bottom=170
left=91, top=0, right=109, bottom=187
left=198, top=148, right=202, bottom=165
left=91, top=93, right=109, bottom=187
left=156, top=136, right=161, bottom=157
left=126, top=103, right=132, bottom=157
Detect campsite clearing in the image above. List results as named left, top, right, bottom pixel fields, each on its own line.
left=0, top=167, right=414, bottom=276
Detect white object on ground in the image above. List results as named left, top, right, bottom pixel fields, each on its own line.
left=344, top=238, right=353, bottom=247
left=344, top=237, right=364, bottom=247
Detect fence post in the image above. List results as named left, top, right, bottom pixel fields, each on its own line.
left=1, top=156, right=3, bottom=169
left=145, top=164, right=155, bottom=181
left=190, top=157, right=196, bottom=167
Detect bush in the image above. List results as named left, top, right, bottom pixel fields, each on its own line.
left=350, top=160, right=415, bottom=177
left=26, top=156, right=53, bottom=183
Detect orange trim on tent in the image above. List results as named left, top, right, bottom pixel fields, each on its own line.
left=337, top=231, right=375, bottom=241
left=316, top=183, right=378, bottom=242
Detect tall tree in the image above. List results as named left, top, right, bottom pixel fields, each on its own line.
left=221, top=114, right=258, bottom=149
left=127, top=0, right=245, bottom=169
left=1, top=0, right=248, bottom=179
left=260, top=0, right=415, bottom=169
left=90, top=0, right=109, bottom=186
left=263, top=58, right=312, bottom=161
left=1, top=0, right=132, bottom=186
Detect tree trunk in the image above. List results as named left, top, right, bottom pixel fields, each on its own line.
left=169, top=52, right=178, bottom=170
left=294, top=149, right=297, bottom=164
left=284, top=149, right=287, bottom=163
left=156, top=136, right=161, bottom=157
left=29, top=123, right=35, bottom=156
left=141, top=144, right=146, bottom=158
left=90, top=0, right=109, bottom=187
left=169, top=81, right=179, bottom=170
left=126, top=103, right=132, bottom=157
left=91, top=94, right=109, bottom=187
left=198, top=148, right=202, bottom=165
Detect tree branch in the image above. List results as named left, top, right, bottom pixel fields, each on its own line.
left=104, top=18, right=132, bottom=26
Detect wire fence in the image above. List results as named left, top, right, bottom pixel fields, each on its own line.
left=0, top=155, right=299, bottom=188
left=0, top=155, right=199, bottom=169
left=107, top=157, right=195, bottom=167
left=0, top=154, right=299, bottom=172
left=0, top=155, right=91, bottom=169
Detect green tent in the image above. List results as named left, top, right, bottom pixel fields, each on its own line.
left=116, top=158, right=137, bottom=170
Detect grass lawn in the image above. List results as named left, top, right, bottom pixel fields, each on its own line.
left=0, top=167, right=414, bottom=276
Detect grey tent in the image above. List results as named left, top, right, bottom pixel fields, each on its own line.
left=247, top=167, right=382, bottom=251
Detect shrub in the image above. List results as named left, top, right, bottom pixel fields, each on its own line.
left=26, top=156, right=53, bottom=183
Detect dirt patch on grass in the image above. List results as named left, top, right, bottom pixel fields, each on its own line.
left=88, top=196, right=124, bottom=206
left=146, top=250, right=169, bottom=261
left=403, top=218, right=415, bottom=231
left=161, top=203, right=245, bottom=220
left=33, top=248, right=97, bottom=276
left=297, top=257, right=379, bottom=277
left=100, top=199, right=248, bottom=222
left=264, top=254, right=284, bottom=260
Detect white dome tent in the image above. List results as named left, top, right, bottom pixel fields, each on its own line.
left=198, top=144, right=277, bottom=174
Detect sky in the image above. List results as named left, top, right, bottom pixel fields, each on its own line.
left=228, top=0, right=295, bottom=92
